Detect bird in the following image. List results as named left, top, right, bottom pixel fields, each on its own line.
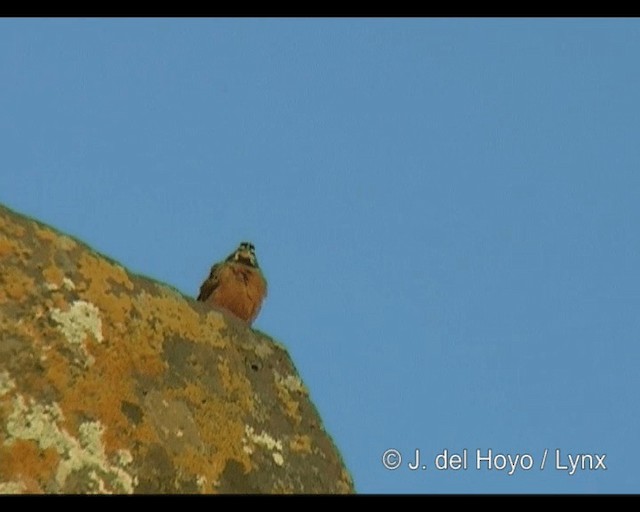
left=196, top=241, right=267, bottom=325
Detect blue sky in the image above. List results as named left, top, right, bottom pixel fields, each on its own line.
left=1, top=18, right=639, bottom=493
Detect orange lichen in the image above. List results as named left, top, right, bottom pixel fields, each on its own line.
left=52, top=333, right=161, bottom=454
left=0, top=439, right=60, bottom=487
left=4, top=269, right=35, bottom=301
left=40, top=349, right=73, bottom=395
left=42, top=265, right=65, bottom=289
left=44, top=292, right=71, bottom=311
left=77, top=253, right=134, bottom=328
left=78, top=253, right=133, bottom=294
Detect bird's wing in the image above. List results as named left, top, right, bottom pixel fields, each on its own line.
left=197, top=262, right=222, bottom=302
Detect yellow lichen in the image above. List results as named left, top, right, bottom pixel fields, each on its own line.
left=0, top=371, right=16, bottom=397
left=217, top=358, right=251, bottom=399
left=34, top=226, right=77, bottom=252
left=132, top=290, right=228, bottom=351
left=289, top=434, right=313, bottom=454
left=165, top=382, right=253, bottom=485
left=0, top=236, right=22, bottom=259
left=0, top=481, right=28, bottom=494
left=178, top=404, right=251, bottom=484
left=76, top=253, right=134, bottom=328
left=0, top=213, right=26, bottom=239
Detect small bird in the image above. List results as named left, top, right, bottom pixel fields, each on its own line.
left=197, top=242, right=267, bottom=325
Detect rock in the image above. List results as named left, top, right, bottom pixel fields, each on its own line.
left=0, top=203, right=353, bottom=494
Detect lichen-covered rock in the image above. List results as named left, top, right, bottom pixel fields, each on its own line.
left=0, top=203, right=353, bottom=494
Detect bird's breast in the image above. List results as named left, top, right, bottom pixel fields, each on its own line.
left=210, top=263, right=267, bottom=324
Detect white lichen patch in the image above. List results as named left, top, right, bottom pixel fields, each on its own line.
left=0, top=481, right=26, bottom=493
left=244, top=425, right=285, bottom=467
left=274, top=371, right=308, bottom=395
left=0, top=370, right=16, bottom=397
left=91, top=470, right=111, bottom=495
left=117, top=449, right=133, bottom=466
left=272, top=452, right=284, bottom=467
left=244, top=425, right=283, bottom=452
left=196, top=475, right=207, bottom=491
left=56, top=235, right=77, bottom=252
left=50, top=300, right=104, bottom=345
left=5, top=395, right=136, bottom=494
left=252, top=340, right=274, bottom=359
left=49, top=300, right=104, bottom=366
left=45, top=277, right=76, bottom=292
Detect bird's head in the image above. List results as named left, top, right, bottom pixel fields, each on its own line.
left=228, top=241, right=259, bottom=268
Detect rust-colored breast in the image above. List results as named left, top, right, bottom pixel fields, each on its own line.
left=199, top=262, right=267, bottom=324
